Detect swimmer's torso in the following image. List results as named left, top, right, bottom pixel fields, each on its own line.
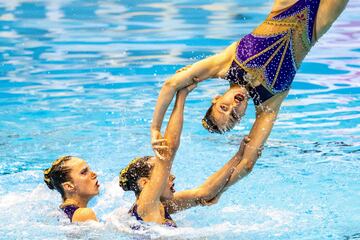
left=227, top=0, right=321, bottom=103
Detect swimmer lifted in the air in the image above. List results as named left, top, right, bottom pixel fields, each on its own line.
left=151, top=0, right=349, bottom=187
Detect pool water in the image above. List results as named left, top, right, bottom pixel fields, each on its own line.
left=0, top=0, right=359, bottom=239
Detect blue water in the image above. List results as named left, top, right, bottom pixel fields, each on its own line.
left=0, top=0, right=359, bottom=239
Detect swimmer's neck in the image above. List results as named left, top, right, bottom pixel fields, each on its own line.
left=230, top=83, right=249, bottom=93
left=62, top=196, right=91, bottom=208
left=230, top=83, right=243, bottom=89
left=272, top=0, right=298, bottom=12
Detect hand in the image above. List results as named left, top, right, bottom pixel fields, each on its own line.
left=178, top=83, right=197, bottom=96
left=237, top=135, right=251, bottom=157
left=239, top=135, right=264, bottom=157
left=257, top=145, right=264, bottom=158
left=176, top=65, right=192, bottom=73
left=176, top=65, right=202, bottom=83
left=199, top=194, right=220, bottom=206
left=151, top=129, right=168, bottom=160
left=186, top=83, right=197, bottom=93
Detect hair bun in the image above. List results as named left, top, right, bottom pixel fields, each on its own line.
left=43, top=169, right=55, bottom=190
left=119, top=170, right=130, bottom=191
left=118, top=156, right=153, bottom=194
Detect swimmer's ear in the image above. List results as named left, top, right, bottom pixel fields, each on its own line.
left=137, top=177, right=149, bottom=191
left=62, top=182, right=75, bottom=193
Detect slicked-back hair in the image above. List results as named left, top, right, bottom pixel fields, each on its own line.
left=202, top=104, right=223, bottom=134
left=119, top=156, right=153, bottom=196
left=44, top=156, right=73, bottom=200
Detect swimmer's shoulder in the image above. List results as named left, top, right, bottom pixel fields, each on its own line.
left=255, top=90, right=289, bottom=114
left=72, top=207, right=97, bottom=222
left=215, top=41, right=239, bottom=78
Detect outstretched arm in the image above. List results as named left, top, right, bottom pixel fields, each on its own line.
left=163, top=137, right=250, bottom=214
left=221, top=111, right=278, bottom=189
left=151, top=42, right=237, bottom=157
left=214, top=91, right=288, bottom=197
left=189, top=111, right=279, bottom=209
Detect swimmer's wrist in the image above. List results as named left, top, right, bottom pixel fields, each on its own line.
left=151, top=125, right=161, bottom=132
left=176, top=89, right=189, bottom=98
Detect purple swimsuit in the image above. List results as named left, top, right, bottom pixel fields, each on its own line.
left=61, top=205, right=79, bottom=222
left=129, top=204, right=177, bottom=228
left=227, top=0, right=321, bottom=104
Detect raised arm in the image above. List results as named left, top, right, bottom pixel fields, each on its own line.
left=163, top=84, right=196, bottom=154
left=137, top=85, right=194, bottom=222
left=151, top=42, right=237, bottom=156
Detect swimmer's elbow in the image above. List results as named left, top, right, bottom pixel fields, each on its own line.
left=164, top=73, right=193, bottom=92
left=195, top=187, right=213, bottom=201
left=243, top=159, right=256, bottom=174
left=163, top=78, right=180, bottom=92
left=167, top=145, right=179, bottom=156
left=164, top=70, right=195, bottom=92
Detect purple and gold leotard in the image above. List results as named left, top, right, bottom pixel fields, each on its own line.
left=226, top=0, right=321, bottom=105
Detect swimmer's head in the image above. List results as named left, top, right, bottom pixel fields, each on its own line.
left=202, top=86, right=248, bottom=133
left=119, top=156, right=176, bottom=200
left=44, top=156, right=100, bottom=200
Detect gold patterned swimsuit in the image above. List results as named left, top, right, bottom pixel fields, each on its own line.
left=226, top=0, right=321, bottom=105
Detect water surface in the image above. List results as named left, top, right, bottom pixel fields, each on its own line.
left=0, top=0, right=359, bottom=239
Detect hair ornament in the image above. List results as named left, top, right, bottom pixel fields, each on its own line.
left=119, top=157, right=142, bottom=187
left=202, top=119, right=209, bottom=130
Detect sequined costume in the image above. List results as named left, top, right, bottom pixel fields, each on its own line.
left=129, top=204, right=177, bottom=228
left=61, top=204, right=79, bottom=222
left=226, top=0, right=321, bottom=105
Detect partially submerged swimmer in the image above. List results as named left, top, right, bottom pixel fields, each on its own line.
left=44, top=156, right=99, bottom=223
left=120, top=156, right=178, bottom=228
left=119, top=85, right=251, bottom=227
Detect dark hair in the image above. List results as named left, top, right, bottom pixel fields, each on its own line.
left=43, top=156, right=73, bottom=200
left=119, top=156, right=153, bottom=196
left=202, top=104, right=223, bottom=134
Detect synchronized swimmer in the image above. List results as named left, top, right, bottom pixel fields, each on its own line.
left=151, top=0, right=349, bottom=194
left=44, top=0, right=349, bottom=226
left=44, top=156, right=99, bottom=222
left=119, top=85, right=251, bottom=227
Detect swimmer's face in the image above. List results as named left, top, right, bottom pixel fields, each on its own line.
left=203, top=88, right=248, bottom=133
left=161, top=174, right=176, bottom=201
left=143, top=158, right=175, bottom=200
left=64, top=157, right=100, bottom=199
